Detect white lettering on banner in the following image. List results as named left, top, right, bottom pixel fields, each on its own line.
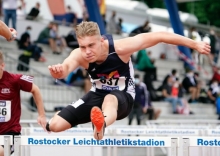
left=20, top=136, right=171, bottom=147
left=154, top=125, right=208, bottom=129
left=27, top=128, right=109, bottom=135
left=116, top=129, right=199, bottom=136
left=116, top=129, right=145, bottom=135
left=0, top=101, right=11, bottom=122
left=190, top=137, right=220, bottom=147
left=145, top=129, right=199, bottom=135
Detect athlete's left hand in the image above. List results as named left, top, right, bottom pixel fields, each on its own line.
left=195, top=41, right=210, bottom=55
left=37, top=115, right=48, bottom=132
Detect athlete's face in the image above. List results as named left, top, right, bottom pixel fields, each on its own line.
left=0, top=61, right=4, bottom=70
left=78, top=35, right=104, bottom=63
left=0, top=62, right=5, bottom=77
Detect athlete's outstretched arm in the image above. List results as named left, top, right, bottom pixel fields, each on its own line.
left=30, top=83, right=47, bottom=131
left=48, top=49, right=82, bottom=79
left=115, top=31, right=210, bottom=56
left=0, top=20, right=17, bottom=41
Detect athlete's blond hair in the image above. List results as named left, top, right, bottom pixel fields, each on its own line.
left=75, top=21, right=101, bottom=38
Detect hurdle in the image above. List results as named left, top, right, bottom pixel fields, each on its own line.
left=9, top=136, right=220, bottom=156
left=0, top=135, right=13, bottom=156
left=13, top=136, right=178, bottom=156
left=2, top=128, right=220, bottom=156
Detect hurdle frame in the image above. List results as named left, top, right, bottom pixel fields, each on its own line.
left=0, top=135, right=12, bottom=156
left=13, top=136, right=178, bottom=156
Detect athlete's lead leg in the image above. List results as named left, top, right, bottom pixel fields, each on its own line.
left=90, top=94, right=118, bottom=140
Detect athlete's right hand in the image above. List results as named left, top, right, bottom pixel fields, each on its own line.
left=48, top=63, right=64, bottom=79
left=7, top=28, right=17, bottom=41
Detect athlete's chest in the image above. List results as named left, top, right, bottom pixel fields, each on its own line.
left=0, top=81, right=17, bottom=100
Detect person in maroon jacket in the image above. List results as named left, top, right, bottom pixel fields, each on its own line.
left=0, top=51, right=47, bottom=156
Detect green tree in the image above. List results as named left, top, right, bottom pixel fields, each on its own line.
left=189, top=1, right=220, bottom=27
left=136, top=0, right=220, bottom=27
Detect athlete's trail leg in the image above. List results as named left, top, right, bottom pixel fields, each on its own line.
left=102, top=94, right=118, bottom=126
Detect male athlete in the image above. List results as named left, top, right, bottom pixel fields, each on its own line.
left=0, top=20, right=17, bottom=41
left=47, top=21, right=210, bottom=140
left=0, top=51, right=47, bottom=156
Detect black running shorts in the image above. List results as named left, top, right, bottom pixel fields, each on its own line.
left=58, top=90, right=134, bottom=127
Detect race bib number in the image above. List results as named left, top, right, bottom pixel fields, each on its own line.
left=93, top=77, right=126, bottom=91
left=0, top=100, right=11, bottom=122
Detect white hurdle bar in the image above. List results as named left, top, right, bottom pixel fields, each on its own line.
left=3, top=126, right=220, bottom=156
left=13, top=136, right=178, bottom=156
left=0, top=135, right=13, bottom=156
left=10, top=136, right=220, bottom=156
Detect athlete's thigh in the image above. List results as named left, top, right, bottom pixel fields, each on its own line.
left=109, top=90, right=134, bottom=120
left=58, top=91, right=105, bottom=127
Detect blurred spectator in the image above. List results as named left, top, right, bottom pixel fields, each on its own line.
left=26, top=2, right=40, bottom=20
left=17, top=5, right=26, bottom=20
left=77, top=0, right=88, bottom=22
left=102, top=14, right=107, bottom=30
left=157, top=69, right=178, bottom=91
left=37, top=22, right=58, bottom=53
left=188, top=27, right=201, bottom=50
left=57, top=67, right=91, bottom=93
left=18, top=26, right=46, bottom=62
left=211, top=66, right=220, bottom=84
left=65, top=5, right=77, bottom=26
left=187, top=27, right=202, bottom=64
left=208, top=29, right=217, bottom=66
left=176, top=81, right=194, bottom=115
left=162, top=76, right=183, bottom=114
left=182, top=70, right=201, bottom=103
left=128, top=74, right=160, bottom=125
left=207, top=80, right=219, bottom=104
left=107, top=11, right=117, bottom=34
left=2, top=0, right=25, bottom=29
left=49, top=23, right=67, bottom=54
left=116, top=18, right=123, bottom=35
left=135, top=49, right=160, bottom=101
left=129, top=21, right=151, bottom=37
left=65, top=26, right=79, bottom=49
left=135, top=49, right=157, bottom=81
left=214, top=32, right=220, bottom=64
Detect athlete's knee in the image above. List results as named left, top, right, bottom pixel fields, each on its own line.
left=47, top=118, right=65, bottom=132
left=48, top=120, right=62, bottom=132
left=104, top=94, right=118, bottom=103
left=46, top=113, right=71, bottom=132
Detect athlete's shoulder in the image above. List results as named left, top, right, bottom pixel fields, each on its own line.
left=5, top=71, right=33, bottom=82
left=3, top=71, right=20, bottom=79
left=69, top=48, right=89, bottom=68
left=69, top=48, right=81, bottom=58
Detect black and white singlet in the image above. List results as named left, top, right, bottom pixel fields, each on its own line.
left=86, top=35, right=135, bottom=99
